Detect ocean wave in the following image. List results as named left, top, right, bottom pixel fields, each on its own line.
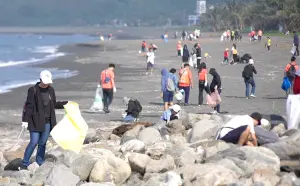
left=33, top=45, right=59, bottom=54
left=0, top=70, right=79, bottom=94
left=0, top=52, right=66, bottom=68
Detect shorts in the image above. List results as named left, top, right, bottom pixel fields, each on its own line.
left=163, top=91, right=174, bottom=103
left=220, top=125, right=248, bottom=144
left=147, top=62, right=154, bottom=70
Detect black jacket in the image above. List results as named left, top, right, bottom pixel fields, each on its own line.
left=243, top=64, right=257, bottom=79
left=196, top=47, right=201, bottom=58
left=209, top=70, right=222, bottom=93
left=22, top=83, right=67, bottom=132
left=126, top=100, right=140, bottom=118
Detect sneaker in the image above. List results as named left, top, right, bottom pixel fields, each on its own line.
left=250, top=94, right=256, bottom=98
left=104, top=108, right=111, bottom=114
left=246, top=97, right=249, bottom=99
left=184, top=103, right=189, bottom=106
left=18, top=164, right=28, bottom=171
left=211, top=110, right=218, bottom=115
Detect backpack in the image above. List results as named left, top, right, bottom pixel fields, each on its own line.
left=286, top=63, right=296, bottom=78
left=242, top=65, right=252, bottom=79
left=166, top=77, right=176, bottom=92
left=133, top=99, right=143, bottom=113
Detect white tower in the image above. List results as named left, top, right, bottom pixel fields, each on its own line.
left=196, top=0, right=206, bottom=15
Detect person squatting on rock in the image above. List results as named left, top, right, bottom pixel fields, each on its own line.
left=198, top=62, right=210, bottom=106
left=100, top=63, right=116, bottom=113
left=216, top=112, right=263, bottom=146
left=242, top=59, right=257, bottom=99
left=122, top=97, right=143, bottom=122
left=179, top=64, right=193, bottom=106
left=161, top=104, right=181, bottom=124
left=209, top=68, right=222, bottom=114
left=21, top=70, right=68, bottom=169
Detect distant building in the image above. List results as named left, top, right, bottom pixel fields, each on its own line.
left=188, top=0, right=206, bottom=26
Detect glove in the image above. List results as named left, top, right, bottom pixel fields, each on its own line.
left=204, top=81, right=208, bottom=87
left=214, top=85, right=218, bottom=90
left=22, top=122, right=28, bottom=129
left=97, top=84, right=101, bottom=88
left=113, top=87, right=117, bottom=93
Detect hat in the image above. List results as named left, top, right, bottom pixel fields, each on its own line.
left=122, top=97, right=130, bottom=105
left=225, top=48, right=229, bottom=51
left=40, top=70, right=53, bottom=84
left=250, top=112, right=263, bottom=125
left=249, top=59, right=254, bottom=64
left=170, top=104, right=181, bottom=113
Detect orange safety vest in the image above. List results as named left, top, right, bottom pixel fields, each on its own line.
left=198, top=69, right=207, bottom=81
left=179, top=69, right=191, bottom=87
left=177, top=43, right=182, bottom=50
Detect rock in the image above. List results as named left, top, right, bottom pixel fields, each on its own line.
left=278, top=172, right=298, bottom=186
left=261, top=119, right=272, bottom=131
left=4, top=158, right=23, bottom=171
left=81, top=183, right=116, bottom=186
left=120, top=139, right=145, bottom=153
left=109, top=134, right=120, bottom=141
left=4, top=170, right=30, bottom=185
left=263, top=140, right=300, bottom=160
left=161, top=171, right=182, bottom=186
left=177, top=163, right=239, bottom=186
left=46, top=164, right=80, bottom=186
left=138, top=128, right=161, bottom=146
left=204, top=140, right=233, bottom=158
left=166, top=120, right=185, bottom=135
left=29, top=162, right=54, bottom=185
left=28, top=162, right=39, bottom=174
left=89, top=154, right=131, bottom=186
left=169, top=133, right=187, bottom=146
left=122, top=173, right=144, bottom=186
left=166, top=147, right=202, bottom=167
left=0, top=152, right=7, bottom=168
left=188, top=119, right=221, bottom=143
left=227, top=178, right=253, bottom=186
left=271, top=123, right=286, bottom=136
left=145, top=142, right=171, bottom=160
left=281, top=129, right=299, bottom=137
left=3, top=146, right=25, bottom=163
left=185, top=113, right=211, bottom=129
left=252, top=169, right=280, bottom=186
left=71, top=154, right=97, bottom=181
left=145, top=155, right=175, bottom=173
left=0, top=177, right=17, bottom=185
left=128, top=153, right=151, bottom=174
left=142, top=173, right=167, bottom=186
left=30, top=153, right=58, bottom=164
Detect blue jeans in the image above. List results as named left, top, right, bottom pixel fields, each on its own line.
left=123, top=115, right=136, bottom=122
left=22, top=123, right=50, bottom=167
left=245, top=78, right=256, bottom=97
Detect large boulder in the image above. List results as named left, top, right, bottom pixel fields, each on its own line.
left=145, top=142, right=172, bottom=160
left=120, top=125, right=145, bottom=145
left=176, top=163, right=239, bottom=186
left=89, top=153, right=131, bottom=186
left=169, top=133, right=187, bottom=146
left=251, top=169, right=280, bottom=186
left=46, top=164, right=80, bottom=186
left=120, top=139, right=145, bottom=153
left=166, top=146, right=203, bottom=167
left=80, top=182, right=116, bottom=186
left=145, top=155, right=175, bottom=173
left=188, top=119, right=221, bottom=143
left=161, top=171, right=182, bottom=186
left=128, top=153, right=151, bottom=174
left=1, top=170, right=30, bottom=185
left=71, top=154, right=97, bottom=181
left=204, top=140, right=233, bottom=158
left=271, top=123, right=286, bottom=136
left=122, top=173, right=144, bottom=186
left=28, top=162, right=54, bottom=185
left=138, top=128, right=161, bottom=146
left=166, top=120, right=186, bottom=135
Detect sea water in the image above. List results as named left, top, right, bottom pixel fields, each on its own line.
left=0, top=33, right=97, bottom=94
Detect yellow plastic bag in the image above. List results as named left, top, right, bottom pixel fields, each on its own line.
left=50, top=101, right=88, bottom=153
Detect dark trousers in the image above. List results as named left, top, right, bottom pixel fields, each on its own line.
left=214, top=89, right=222, bottom=113
left=267, top=45, right=270, bottom=51
left=179, top=86, right=190, bottom=104
left=102, top=88, right=114, bottom=109
left=295, top=44, right=299, bottom=56
left=198, top=82, right=210, bottom=105
left=244, top=78, right=256, bottom=97
left=258, top=36, right=262, bottom=41
left=197, top=58, right=201, bottom=69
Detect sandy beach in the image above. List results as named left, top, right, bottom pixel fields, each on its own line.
left=0, top=33, right=294, bottom=152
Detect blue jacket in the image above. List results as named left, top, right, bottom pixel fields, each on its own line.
left=170, top=73, right=178, bottom=89
left=161, top=68, right=169, bottom=92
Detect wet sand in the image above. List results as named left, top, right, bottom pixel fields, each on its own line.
left=0, top=34, right=294, bottom=151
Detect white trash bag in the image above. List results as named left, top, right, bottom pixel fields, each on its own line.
left=286, top=95, right=300, bottom=129
left=188, top=56, right=194, bottom=67
left=89, top=85, right=103, bottom=112
left=291, top=45, right=296, bottom=54
left=174, top=91, right=183, bottom=101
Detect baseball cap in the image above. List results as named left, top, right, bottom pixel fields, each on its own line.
left=171, top=104, right=181, bottom=113
left=249, top=59, right=254, bottom=64
left=250, top=112, right=262, bottom=125
left=40, top=70, right=53, bottom=84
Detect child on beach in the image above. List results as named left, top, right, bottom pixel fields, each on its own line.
left=266, top=37, right=272, bottom=52
left=222, top=48, right=229, bottom=64
left=146, top=48, right=155, bottom=75
left=177, top=41, right=182, bottom=57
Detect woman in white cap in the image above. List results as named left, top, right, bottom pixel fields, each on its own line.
left=161, top=104, right=181, bottom=124
left=242, top=59, right=257, bottom=99
left=20, top=70, right=68, bottom=169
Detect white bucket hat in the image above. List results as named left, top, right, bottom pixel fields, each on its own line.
left=170, top=104, right=181, bottom=113
left=249, top=59, right=254, bottom=64
left=40, top=70, right=53, bottom=84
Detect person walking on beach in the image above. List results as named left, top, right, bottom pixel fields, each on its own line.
left=198, top=62, right=210, bottom=106
left=293, top=31, right=299, bottom=56
left=196, top=43, right=202, bottom=69
left=242, top=59, right=257, bottom=99
left=177, top=41, right=182, bottom=57
left=222, top=48, right=229, bottom=64
left=266, top=37, right=272, bottom=52
left=146, top=48, right=155, bottom=75
left=216, top=112, right=263, bottom=146
left=20, top=70, right=68, bottom=169
left=258, top=30, right=263, bottom=41
left=161, top=68, right=176, bottom=111
left=182, top=44, right=190, bottom=63
left=209, top=68, right=222, bottom=114
left=101, top=64, right=116, bottom=113
left=179, top=64, right=193, bottom=106
left=141, top=41, right=147, bottom=53
left=285, top=56, right=299, bottom=95
left=230, top=44, right=238, bottom=64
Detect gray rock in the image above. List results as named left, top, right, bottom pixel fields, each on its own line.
left=29, top=162, right=54, bottom=185
left=128, top=153, right=151, bottom=174
left=227, top=178, right=253, bottom=186
left=278, top=172, right=297, bottom=186
left=166, top=147, right=202, bottom=167
left=109, top=134, right=121, bottom=141
left=145, top=142, right=171, bottom=160
left=251, top=169, right=280, bottom=186
left=46, top=164, right=80, bottom=186
left=71, top=154, right=97, bottom=181
left=89, top=154, right=131, bottom=185
left=180, top=109, right=191, bottom=129
left=120, top=125, right=145, bottom=145
left=120, top=139, right=145, bottom=153
left=281, top=129, right=299, bottom=137
left=263, top=140, right=300, bottom=160
left=204, top=140, right=233, bottom=158
left=142, top=173, right=166, bottom=186
left=122, top=173, right=144, bottom=186
left=166, top=120, right=186, bottom=135
left=3, top=170, right=30, bottom=185
left=169, top=133, right=187, bottom=146
left=138, top=128, right=161, bottom=146
left=120, top=136, right=135, bottom=145
left=188, top=119, right=221, bottom=143
left=176, top=163, right=239, bottom=186
left=80, top=183, right=116, bottom=186
left=145, top=155, right=175, bottom=173
left=271, top=123, right=286, bottom=136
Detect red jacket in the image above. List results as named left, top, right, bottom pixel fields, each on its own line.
left=294, top=75, right=300, bottom=94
